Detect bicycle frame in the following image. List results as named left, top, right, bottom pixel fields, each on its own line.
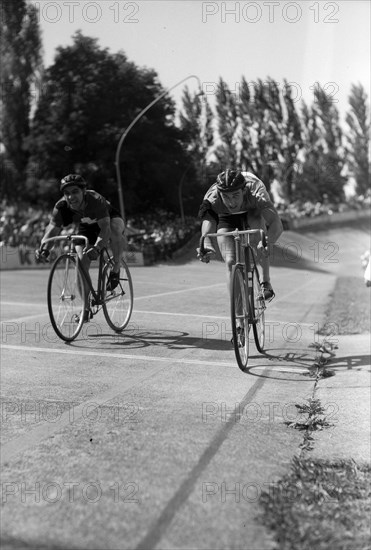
left=200, top=228, right=266, bottom=272
left=43, top=234, right=134, bottom=341
left=42, top=234, right=112, bottom=308
left=200, top=227, right=266, bottom=305
left=200, top=229, right=267, bottom=368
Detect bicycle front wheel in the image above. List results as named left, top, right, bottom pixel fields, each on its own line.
left=252, top=266, right=266, bottom=352
left=47, top=254, right=86, bottom=342
left=103, top=258, right=133, bottom=332
left=230, top=265, right=250, bottom=371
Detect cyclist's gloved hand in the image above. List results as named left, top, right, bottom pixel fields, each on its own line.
left=257, top=237, right=269, bottom=257
left=35, top=248, right=50, bottom=263
left=196, top=246, right=216, bottom=263
left=85, top=246, right=100, bottom=261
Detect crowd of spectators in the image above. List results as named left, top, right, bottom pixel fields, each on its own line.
left=0, top=202, right=48, bottom=249
left=1, top=193, right=370, bottom=263
left=125, top=209, right=200, bottom=262
left=0, top=201, right=201, bottom=263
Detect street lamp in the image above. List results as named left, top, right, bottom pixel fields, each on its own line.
left=115, top=74, right=203, bottom=226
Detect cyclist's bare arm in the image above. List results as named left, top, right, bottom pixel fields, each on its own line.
left=197, top=219, right=217, bottom=260
left=41, top=223, right=61, bottom=251
left=261, top=207, right=283, bottom=248
left=94, top=216, right=111, bottom=251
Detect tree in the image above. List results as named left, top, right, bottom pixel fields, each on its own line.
left=214, top=78, right=240, bottom=167
left=0, top=0, right=42, bottom=200
left=235, top=76, right=257, bottom=173
left=278, top=80, right=304, bottom=201
left=294, top=85, right=346, bottom=203
left=247, top=77, right=284, bottom=191
left=27, top=32, right=188, bottom=213
left=345, top=83, right=370, bottom=196
left=178, top=87, right=214, bottom=213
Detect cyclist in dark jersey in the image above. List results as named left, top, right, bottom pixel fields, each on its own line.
left=197, top=169, right=283, bottom=300
left=35, top=174, right=125, bottom=319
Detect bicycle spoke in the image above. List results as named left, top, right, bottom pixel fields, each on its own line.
left=103, top=259, right=133, bottom=332
left=230, top=265, right=249, bottom=371
left=47, top=255, right=86, bottom=341
left=252, top=267, right=266, bottom=352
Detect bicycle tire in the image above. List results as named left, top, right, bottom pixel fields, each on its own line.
left=102, top=258, right=133, bottom=332
left=47, top=254, right=87, bottom=342
left=251, top=266, right=266, bottom=352
left=230, top=264, right=250, bottom=371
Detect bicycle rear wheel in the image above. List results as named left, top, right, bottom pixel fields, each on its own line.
left=230, top=264, right=250, bottom=371
left=103, top=258, right=133, bottom=332
left=47, top=254, right=86, bottom=342
left=252, top=266, right=266, bottom=352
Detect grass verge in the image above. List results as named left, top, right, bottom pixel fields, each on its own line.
left=319, top=276, right=370, bottom=335
left=260, top=457, right=371, bottom=550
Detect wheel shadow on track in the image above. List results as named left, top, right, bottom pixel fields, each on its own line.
left=67, top=329, right=235, bottom=352
left=243, top=347, right=318, bottom=381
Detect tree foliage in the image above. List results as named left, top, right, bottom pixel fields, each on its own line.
left=345, top=83, right=370, bottom=195
left=27, top=32, right=188, bottom=213
left=178, top=87, right=214, bottom=210
left=0, top=0, right=42, bottom=199
left=214, top=77, right=240, bottom=167
left=293, top=85, right=347, bottom=202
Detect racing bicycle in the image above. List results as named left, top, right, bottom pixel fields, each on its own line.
left=41, top=235, right=133, bottom=342
left=200, top=229, right=267, bottom=371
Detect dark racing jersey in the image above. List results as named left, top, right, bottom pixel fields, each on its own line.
left=50, top=190, right=120, bottom=229
left=198, top=172, right=275, bottom=224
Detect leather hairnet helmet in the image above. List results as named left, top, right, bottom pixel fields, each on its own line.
left=216, top=169, right=245, bottom=193
left=60, top=174, right=87, bottom=193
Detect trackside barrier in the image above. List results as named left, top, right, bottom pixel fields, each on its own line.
left=0, top=245, right=144, bottom=270
left=289, top=208, right=371, bottom=229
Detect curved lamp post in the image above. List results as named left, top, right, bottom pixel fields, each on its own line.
left=115, top=74, right=203, bottom=226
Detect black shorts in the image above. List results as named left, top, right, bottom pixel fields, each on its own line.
left=217, top=213, right=248, bottom=231
left=78, top=223, right=101, bottom=245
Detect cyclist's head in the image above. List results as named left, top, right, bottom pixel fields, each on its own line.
left=60, top=174, right=87, bottom=193
left=216, top=170, right=245, bottom=193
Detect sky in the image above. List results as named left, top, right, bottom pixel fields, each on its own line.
left=33, top=0, right=370, bottom=123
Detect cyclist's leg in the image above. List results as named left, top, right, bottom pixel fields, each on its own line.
left=248, top=214, right=274, bottom=299
left=217, top=213, right=245, bottom=290
left=109, top=216, right=125, bottom=272
left=76, top=224, right=97, bottom=317
left=248, top=214, right=270, bottom=282
left=216, top=229, right=235, bottom=290
left=75, top=244, right=91, bottom=305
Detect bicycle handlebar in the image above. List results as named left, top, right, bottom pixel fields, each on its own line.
left=41, top=234, right=89, bottom=251
left=199, top=229, right=267, bottom=256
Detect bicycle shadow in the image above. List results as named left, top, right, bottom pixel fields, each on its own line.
left=69, top=327, right=234, bottom=352
left=245, top=347, right=371, bottom=379
left=319, top=354, right=370, bottom=371
left=242, top=347, right=318, bottom=381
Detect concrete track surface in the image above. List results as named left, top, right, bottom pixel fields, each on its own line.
left=1, top=220, right=370, bottom=550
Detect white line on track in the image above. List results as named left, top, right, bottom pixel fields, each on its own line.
left=133, top=309, right=315, bottom=327
left=1, top=312, right=50, bottom=323
left=0, top=309, right=317, bottom=327
left=1, top=301, right=46, bottom=307
left=2, top=344, right=237, bottom=368
left=134, top=281, right=224, bottom=300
